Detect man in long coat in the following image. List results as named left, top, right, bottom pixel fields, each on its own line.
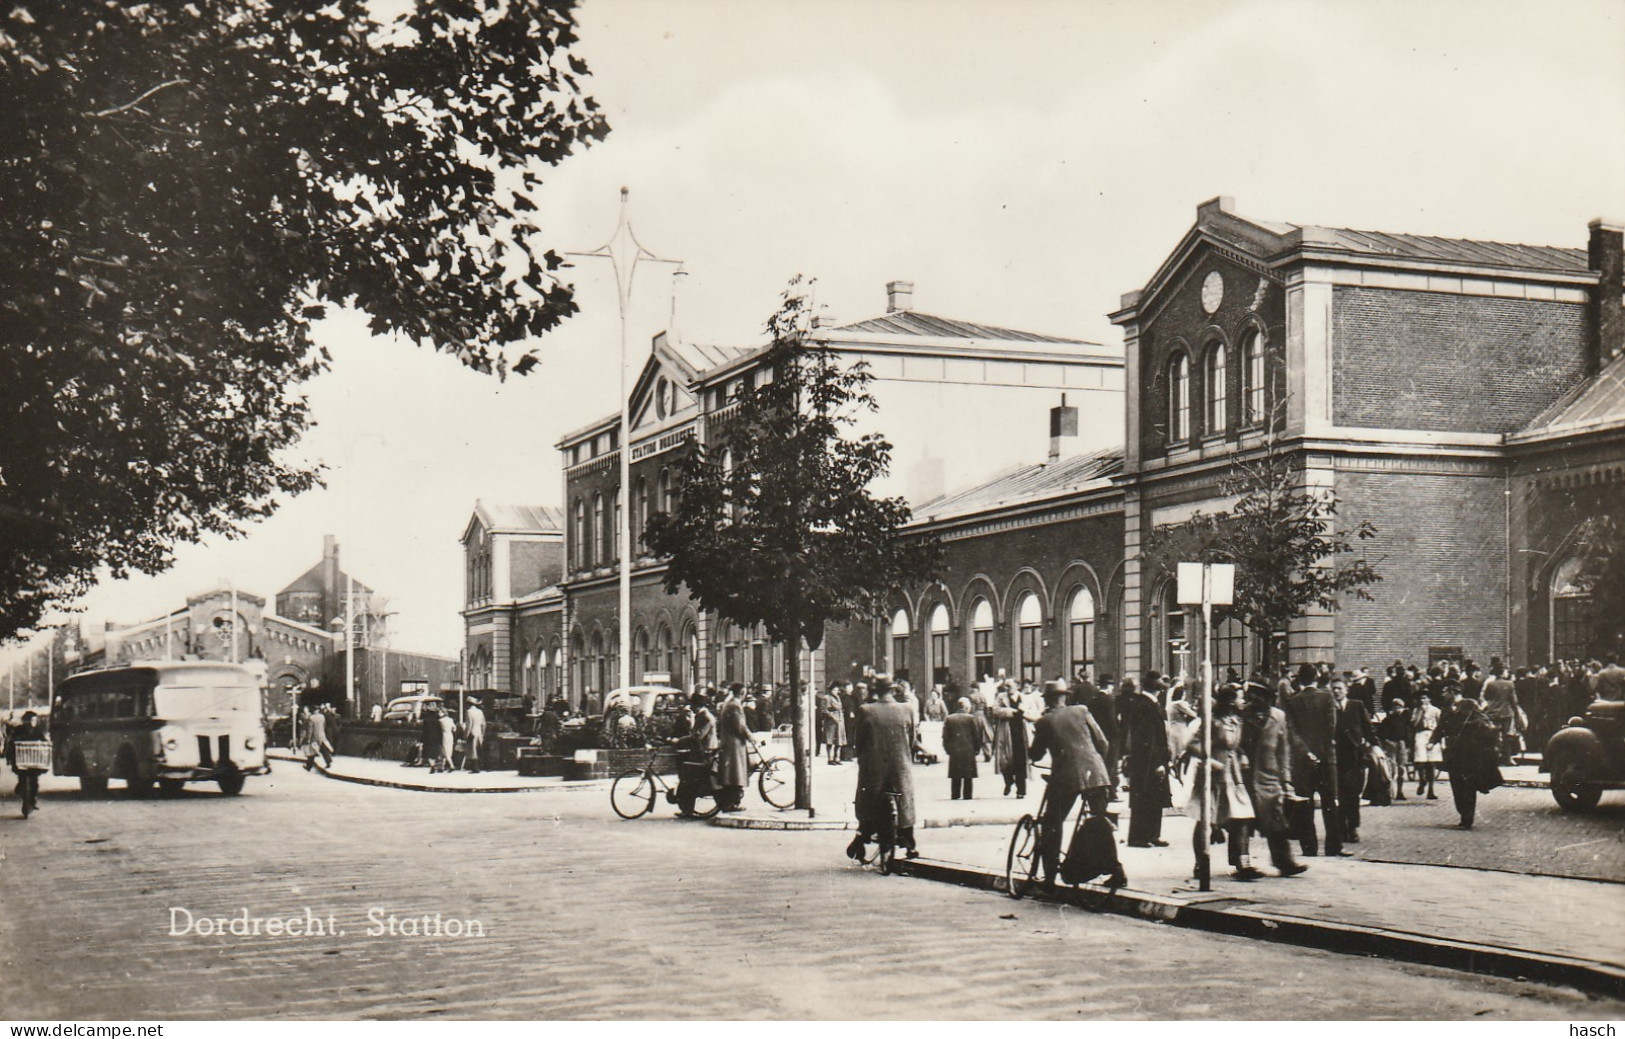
left=1281, top=665, right=1346, bottom=857
left=1118, top=677, right=1170, bottom=847
left=672, top=693, right=719, bottom=818
left=1027, top=681, right=1115, bottom=884
left=846, top=679, right=919, bottom=860
left=715, top=688, right=751, bottom=812
left=941, top=698, right=982, bottom=800
left=1241, top=682, right=1308, bottom=876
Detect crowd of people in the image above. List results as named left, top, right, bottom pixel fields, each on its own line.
left=831, top=653, right=1624, bottom=885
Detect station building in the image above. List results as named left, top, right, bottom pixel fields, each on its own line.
left=466, top=200, right=1625, bottom=706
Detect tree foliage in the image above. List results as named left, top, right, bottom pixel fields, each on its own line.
left=1145, top=413, right=1381, bottom=670
left=644, top=279, right=940, bottom=805
left=1570, top=514, right=1625, bottom=661
left=0, top=1, right=609, bottom=639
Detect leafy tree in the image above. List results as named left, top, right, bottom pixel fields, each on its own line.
left=644, top=280, right=940, bottom=809
left=0, top=1, right=608, bottom=640
left=1145, top=410, right=1381, bottom=672
left=1569, top=515, right=1625, bottom=661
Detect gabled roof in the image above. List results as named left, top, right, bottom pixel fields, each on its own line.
left=277, top=565, right=372, bottom=599
left=830, top=311, right=1089, bottom=345
left=465, top=501, right=564, bottom=540
left=1511, top=352, right=1625, bottom=444
left=1117, top=197, right=1599, bottom=320
left=911, top=447, right=1125, bottom=525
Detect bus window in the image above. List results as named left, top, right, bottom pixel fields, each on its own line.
left=154, top=684, right=259, bottom=720
left=114, top=687, right=136, bottom=718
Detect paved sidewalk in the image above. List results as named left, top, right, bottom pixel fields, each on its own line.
left=267, top=750, right=601, bottom=793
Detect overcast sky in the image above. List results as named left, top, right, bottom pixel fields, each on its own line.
left=20, top=0, right=1625, bottom=663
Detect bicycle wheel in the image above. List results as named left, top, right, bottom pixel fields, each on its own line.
left=690, top=783, right=722, bottom=820
left=1005, top=814, right=1039, bottom=899
left=610, top=770, right=657, bottom=819
left=757, top=756, right=795, bottom=809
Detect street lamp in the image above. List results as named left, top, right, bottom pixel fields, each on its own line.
left=568, top=188, right=682, bottom=697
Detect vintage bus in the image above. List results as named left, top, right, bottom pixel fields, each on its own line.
left=51, top=661, right=270, bottom=796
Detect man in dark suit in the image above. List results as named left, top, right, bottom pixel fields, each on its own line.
left=1117, top=677, right=1170, bottom=847
left=846, top=678, right=919, bottom=860
left=1076, top=673, right=1120, bottom=798
left=1027, top=681, right=1118, bottom=885
left=1281, top=664, right=1347, bottom=857
left=1331, top=678, right=1373, bottom=843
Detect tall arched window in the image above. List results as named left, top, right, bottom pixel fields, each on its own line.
left=634, top=627, right=650, bottom=682
left=521, top=651, right=533, bottom=697
left=1067, top=587, right=1096, bottom=681
left=658, top=467, right=672, bottom=514
left=1016, top=593, right=1043, bottom=684
left=634, top=476, right=648, bottom=550
left=655, top=624, right=673, bottom=681
left=1212, top=611, right=1252, bottom=678
left=1552, top=556, right=1593, bottom=661
left=889, top=609, right=911, bottom=679
left=971, top=598, right=994, bottom=680
left=591, top=493, right=605, bottom=567
left=588, top=631, right=604, bottom=698
left=929, top=603, right=951, bottom=686
left=1241, top=329, right=1266, bottom=426
left=1168, top=352, right=1191, bottom=443
left=1204, top=342, right=1227, bottom=433
left=612, top=486, right=622, bottom=562
left=573, top=499, right=587, bottom=570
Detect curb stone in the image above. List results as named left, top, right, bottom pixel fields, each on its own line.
left=890, top=857, right=1625, bottom=1000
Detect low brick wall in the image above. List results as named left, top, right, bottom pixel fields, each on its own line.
left=562, top=747, right=677, bottom=781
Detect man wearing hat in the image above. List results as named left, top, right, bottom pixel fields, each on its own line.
left=1118, top=677, right=1171, bottom=847
left=941, top=697, right=983, bottom=800
left=846, top=678, right=919, bottom=860
left=1027, top=680, right=1118, bottom=885
left=1281, top=664, right=1347, bottom=857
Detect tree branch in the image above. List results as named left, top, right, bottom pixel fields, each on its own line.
left=90, top=79, right=190, bottom=118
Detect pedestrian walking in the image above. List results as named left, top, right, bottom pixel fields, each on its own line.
left=1184, top=684, right=1257, bottom=880
left=1281, top=665, right=1347, bottom=857
left=1430, top=686, right=1503, bottom=830
left=304, top=704, right=335, bottom=770
left=1118, top=677, right=1171, bottom=848
left=990, top=685, right=1030, bottom=797
left=1376, top=698, right=1414, bottom=801
left=819, top=684, right=846, bottom=765
left=942, top=697, right=982, bottom=800
left=462, top=699, right=486, bottom=773
left=1241, top=682, right=1309, bottom=878
left=1411, top=695, right=1443, bottom=798
left=1331, top=678, right=1373, bottom=843
left=845, top=678, right=919, bottom=862
left=438, top=708, right=457, bottom=774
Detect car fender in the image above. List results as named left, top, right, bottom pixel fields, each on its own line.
left=1544, top=725, right=1602, bottom=773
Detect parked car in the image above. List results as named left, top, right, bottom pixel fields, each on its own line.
left=602, top=686, right=688, bottom=743
left=382, top=694, right=445, bottom=723
left=1542, top=698, right=1625, bottom=810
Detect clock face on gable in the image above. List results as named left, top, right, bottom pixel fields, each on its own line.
left=1201, top=270, right=1224, bottom=315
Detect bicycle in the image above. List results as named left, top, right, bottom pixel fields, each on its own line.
left=12, top=740, right=51, bottom=819
left=610, top=746, right=719, bottom=821
left=747, top=738, right=795, bottom=810
left=1005, top=769, right=1122, bottom=903
left=851, top=790, right=904, bottom=874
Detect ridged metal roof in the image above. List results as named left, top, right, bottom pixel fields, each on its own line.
left=1295, top=226, right=1589, bottom=273
left=912, top=447, right=1124, bottom=523
left=1517, top=351, right=1625, bottom=440
left=477, top=503, right=565, bottom=533
left=833, top=311, right=1089, bottom=344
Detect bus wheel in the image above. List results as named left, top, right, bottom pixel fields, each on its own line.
left=217, top=771, right=245, bottom=796
left=158, top=778, right=186, bottom=798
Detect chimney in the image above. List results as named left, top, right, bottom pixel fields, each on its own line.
left=886, top=280, right=914, bottom=314
left=1048, top=394, right=1079, bottom=462
left=1589, top=219, right=1624, bottom=371
left=323, top=536, right=340, bottom=625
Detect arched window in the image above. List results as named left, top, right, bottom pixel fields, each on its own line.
left=1067, top=586, right=1096, bottom=681
left=591, top=493, right=605, bottom=567
left=889, top=609, right=911, bottom=682
left=970, top=598, right=994, bottom=680
left=635, top=476, right=648, bottom=550
left=521, top=651, right=533, bottom=697
left=1016, top=593, right=1043, bottom=684
left=658, top=467, right=672, bottom=514
left=929, top=603, right=951, bottom=687
left=1241, top=329, right=1266, bottom=426
left=1205, top=342, right=1227, bottom=433
left=1168, top=352, right=1191, bottom=443
left=570, top=632, right=585, bottom=705
left=1212, top=611, right=1252, bottom=677
left=1552, top=556, right=1592, bottom=661
left=587, top=631, right=604, bottom=697
left=656, top=623, right=673, bottom=681
left=612, top=486, right=622, bottom=563
left=573, top=499, right=587, bottom=570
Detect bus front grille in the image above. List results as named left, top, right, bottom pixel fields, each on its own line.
left=197, top=735, right=214, bottom=768
left=218, top=735, right=230, bottom=764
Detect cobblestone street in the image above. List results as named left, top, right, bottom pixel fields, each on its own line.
left=2, top=767, right=1621, bottom=1020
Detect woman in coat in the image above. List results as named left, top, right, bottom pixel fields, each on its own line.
left=1410, top=694, right=1443, bottom=798
left=819, top=685, right=847, bottom=765
left=714, top=690, right=752, bottom=812
left=941, top=698, right=983, bottom=800
left=990, top=686, right=1030, bottom=797
left=1184, top=685, right=1256, bottom=880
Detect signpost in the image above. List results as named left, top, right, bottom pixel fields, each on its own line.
left=1177, top=561, right=1235, bottom=893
